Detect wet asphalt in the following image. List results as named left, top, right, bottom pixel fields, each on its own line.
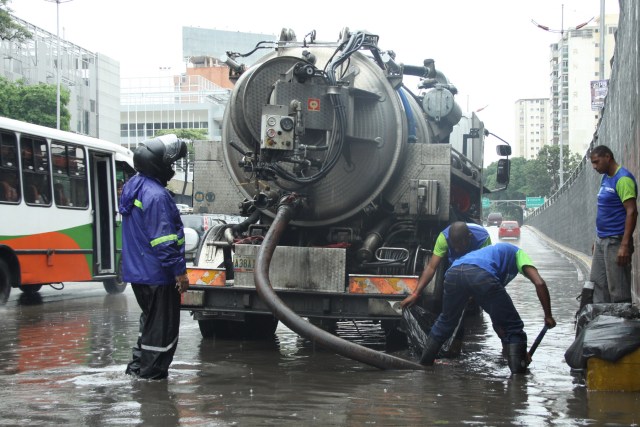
left=0, top=226, right=638, bottom=426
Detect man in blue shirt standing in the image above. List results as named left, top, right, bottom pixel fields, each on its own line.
left=420, top=243, right=556, bottom=374
left=589, top=145, right=638, bottom=303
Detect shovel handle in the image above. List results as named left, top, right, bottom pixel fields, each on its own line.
left=528, top=325, right=549, bottom=357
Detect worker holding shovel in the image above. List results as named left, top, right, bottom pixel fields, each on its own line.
left=419, top=242, right=556, bottom=374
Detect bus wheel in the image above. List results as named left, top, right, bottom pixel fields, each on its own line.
left=18, top=284, right=42, bottom=294
left=0, top=259, right=11, bottom=304
left=198, top=315, right=279, bottom=340
left=103, top=278, right=127, bottom=294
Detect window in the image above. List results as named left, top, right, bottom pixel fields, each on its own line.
left=51, top=142, right=88, bottom=208
left=0, top=131, right=20, bottom=203
left=21, top=136, right=51, bottom=206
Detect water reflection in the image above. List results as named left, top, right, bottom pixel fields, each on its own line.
left=0, top=228, right=638, bottom=425
left=18, top=291, right=43, bottom=306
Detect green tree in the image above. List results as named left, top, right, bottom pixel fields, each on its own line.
left=0, top=0, right=31, bottom=42
left=483, top=157, right=527, bottom=221
left=155, top=128, right=208, bottom=141
left=154, top=128, right=207, bottom=160
left=483, top=144, right=585, bottom=219
left=0, top=77, right=71, bottom=129
left=534, top=145, right=582, bottom=193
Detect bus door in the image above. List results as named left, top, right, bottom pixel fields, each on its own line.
left=90, top=152, right=115, bottom=275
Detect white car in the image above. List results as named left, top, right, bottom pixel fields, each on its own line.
left=176, top=203, right=192, bottom=214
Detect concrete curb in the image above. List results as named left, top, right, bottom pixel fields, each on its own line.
left=525, top=225, right=592, bottom=279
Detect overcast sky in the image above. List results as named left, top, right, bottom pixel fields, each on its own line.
left=10, top=0, right=619, bottom=164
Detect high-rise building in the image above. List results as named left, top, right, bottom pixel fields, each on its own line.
left=0, top=15, right=120, bottom=142
left=514, top=98, right=551, bottom=159
left=549, top=14, right=618, bottom=158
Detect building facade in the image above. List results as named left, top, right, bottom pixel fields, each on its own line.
left=514, top=98, right=551, bottom=159
left=119, top=74, right=230, bottom=148
left=119, top=28, right=279, bottom=150
left=0, top=15, right=120, bottom=142
left=549, top=14, right=618, bottom=158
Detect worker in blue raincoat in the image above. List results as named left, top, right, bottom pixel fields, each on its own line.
left=120, top=134, right=189, bottom=380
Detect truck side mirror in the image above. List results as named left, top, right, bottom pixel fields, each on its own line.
left=496, top=158, right=510, bottom=185
left=496, top=145, right=511, bottom=156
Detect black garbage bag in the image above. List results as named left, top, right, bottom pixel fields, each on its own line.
left=564, top=314, right=640, bottom=369
left=402, top=305, right=437, bottom=355
left=401, top=305, right=465, bottom=360
left=575, top=303, right=640, bottom=336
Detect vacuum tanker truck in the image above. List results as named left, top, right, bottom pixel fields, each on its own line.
left=181, top=28, right=511, bottom=343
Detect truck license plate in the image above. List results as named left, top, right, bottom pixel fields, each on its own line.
left=233, top=254, right=255, bottom=272
left=182, top=290, right=204, bottom=306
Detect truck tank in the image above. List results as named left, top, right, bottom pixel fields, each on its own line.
left=184, top=28, right=509, bottom=347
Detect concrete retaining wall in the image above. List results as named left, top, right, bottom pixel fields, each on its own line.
left=526, top=0, right=640, bottom=304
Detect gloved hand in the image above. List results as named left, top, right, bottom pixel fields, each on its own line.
left=175, top=273, right=190, bottom=294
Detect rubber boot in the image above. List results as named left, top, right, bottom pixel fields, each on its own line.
left=506, top=342, right=528, bottom=374
left=419, top=335, right=442, bottom=366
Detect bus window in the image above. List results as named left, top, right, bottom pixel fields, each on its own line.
left=115, top=159, right=135, bottom=201
left=21, top=136, right=51, bottom=206
left=51, top=142, right=88, bottom=208
left=0, top=132, right=20, bottom=203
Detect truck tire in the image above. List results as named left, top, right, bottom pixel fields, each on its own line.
left=309, top=318, right=338, bottom=334
left=381, top=320, right=407, bottom=349
left=0, top=259, right=11, bottom=304
left=198, top=314, right=279, bottom=340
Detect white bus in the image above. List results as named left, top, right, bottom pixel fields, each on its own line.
left=0, top=117, right=136, bottom=303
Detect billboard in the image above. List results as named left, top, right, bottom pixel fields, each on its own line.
left=591, top=80, right=609, bottom=111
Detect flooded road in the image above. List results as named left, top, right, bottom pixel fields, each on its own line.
left=1, top=227, right=638, bottom=426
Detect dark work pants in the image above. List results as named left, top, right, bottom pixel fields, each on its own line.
left=429, top=265, right=527, bottom=345
left=126, top=283, right=181, bottom=380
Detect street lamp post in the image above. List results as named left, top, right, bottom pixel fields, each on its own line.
left=45, top=0, right=73, bottom=130
left=532, top=5, right=592, bottom=189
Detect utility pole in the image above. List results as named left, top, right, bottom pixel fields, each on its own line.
left=532, top=6, right=593, bottom=189
left=45, top=0, right=73, bottom=130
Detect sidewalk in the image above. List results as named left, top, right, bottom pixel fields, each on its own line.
left=525, top=225, right=591, bottom=279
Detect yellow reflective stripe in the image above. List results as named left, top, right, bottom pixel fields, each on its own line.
left=134, top=199, right=143, bottom=209
left=150, top=234, right=178, bottom=247
left=177, top=237, right=185, bottom=246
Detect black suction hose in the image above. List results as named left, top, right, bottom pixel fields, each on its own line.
left=254, top=197, right=424, bottom=370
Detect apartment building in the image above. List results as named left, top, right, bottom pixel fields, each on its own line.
left=549, top=14, right=617, bottom=157
left=514, top=98, right=551, bottom=159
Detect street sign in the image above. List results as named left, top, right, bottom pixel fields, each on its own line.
left=526, top=196, right=545, bottom=208
left=482, top=197, right=491, bottom=208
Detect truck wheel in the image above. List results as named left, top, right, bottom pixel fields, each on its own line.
left=19, top=284, right=42, bottom=294
left=0, top=259, right=11, bottom=304
left=423, top=261, right=446, bottom=314
left=381, top=320, right=407, bottom=349
left=309, top=318, right=338, bottom=334
left=198, top=314, right=279, bottom=340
